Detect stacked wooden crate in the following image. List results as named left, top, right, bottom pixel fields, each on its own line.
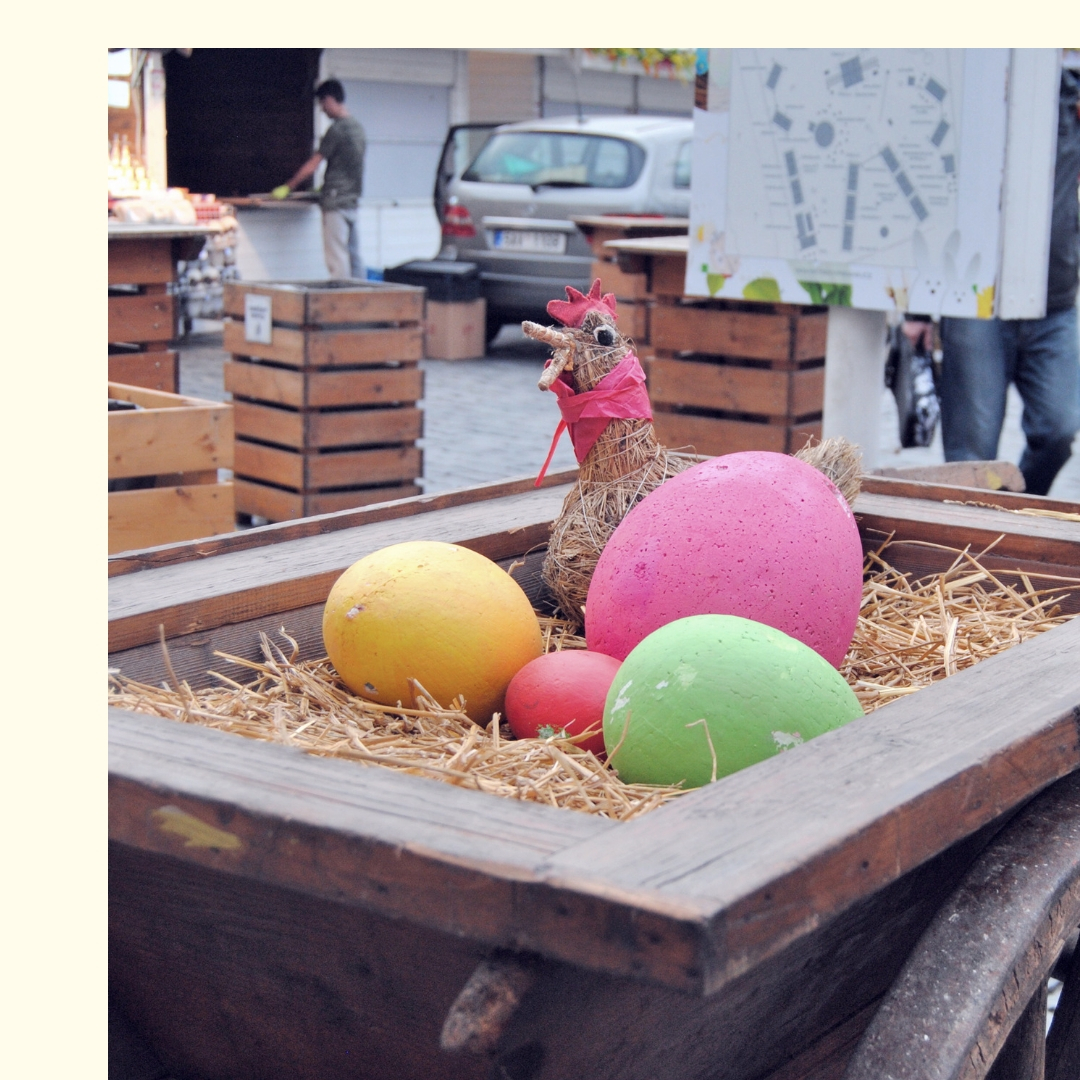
left=223, top=280, right=426, bottom=522
left=108, top=236, right=180, bottom=393
left=609, top=236, right=828, bottom=456
left=572, top=216, right=688, bottom=351
left=108, top=382, right=234, bottom=554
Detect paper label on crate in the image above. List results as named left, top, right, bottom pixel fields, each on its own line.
left=244, top=294, right=273, bottom=344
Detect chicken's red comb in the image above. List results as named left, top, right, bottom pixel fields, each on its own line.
left=546, top=279, right=618, bottom=328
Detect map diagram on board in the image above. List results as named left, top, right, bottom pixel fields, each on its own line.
left=726, top=50, right=963, bottom=271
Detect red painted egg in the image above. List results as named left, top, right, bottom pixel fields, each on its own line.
left=504, top=650, right=623, bottom=756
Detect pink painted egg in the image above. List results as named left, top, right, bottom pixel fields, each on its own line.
left=585, top=452, right=863, bottom=667
left=504, top=650, right=623, bottom=756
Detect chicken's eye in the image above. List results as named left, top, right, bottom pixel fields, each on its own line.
left=594, top=326, right=616, bottom=347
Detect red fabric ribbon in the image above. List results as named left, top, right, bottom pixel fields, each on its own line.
left=534, top=352, right=653, bottom=486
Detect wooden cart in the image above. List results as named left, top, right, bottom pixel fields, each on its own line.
left=109, top=471, right=1080, bottom=1080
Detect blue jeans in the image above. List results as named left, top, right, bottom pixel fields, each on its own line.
left=940, top=306, right=1080, bottom=495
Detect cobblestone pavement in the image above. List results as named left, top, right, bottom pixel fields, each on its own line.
left=179, top=322, right=1080, bottom=502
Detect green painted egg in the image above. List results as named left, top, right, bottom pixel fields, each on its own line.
left=603, top=614, right=863, bottom=788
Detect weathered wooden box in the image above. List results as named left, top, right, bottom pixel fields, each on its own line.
left=109, top=473, right=1080, bottom=1080
left=222, top=280, right=426, bottom=521
left=108, top=382, right=234, bottom=555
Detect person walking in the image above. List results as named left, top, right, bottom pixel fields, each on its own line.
left=274, top=79, right=366, bottom=280
left=924, top=64, right=1080, bottom=496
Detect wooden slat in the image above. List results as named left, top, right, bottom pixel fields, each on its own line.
left=860, top=474, right=1079, bottom=514
left=541, top=615, right=1080, bottom=994
left=844, top=771, right=1080, bottom=1080
left=108, top=483, right=573, bottom=650
left=309, top=405, right=423, bottom=449
left=591, top=259, right=648, bottom=300
left=235, top=479, right=421, bottom=525
left=108, top=238, right=174, bottom=285
left=108, top=470, right=578, bottom=577
left=852, top=491, right=1080, bottom=568
left=654, top=412, right=821, bottom=456
left=222, top=320, right=306, bottom=365
left=108, top=292, right=175, bottom=343
left=650, top=253, right=688, bottom=298
left=225, top=361, right=422, bottom=409
left=223, top=321, right=424, bottom=367
left=109, top=392, right=233, bottom=479
left=648, top=358, right=824, bottom=419
left=108, top=351, right=178, bottom=394
left=652, top=303, right=794, bottom=361
left=234, top=441, right=421, bottom=491
left=231, top=399, right=305, bottom=449
left=223, top=280, right=425, bottom=326
left=307, top=328, right=424, bottom=366
left=872, top=460, right=1027, bottom=492
left=307, top=367, right=423, bottom=408
left=109, top=484, right=235, bottom=555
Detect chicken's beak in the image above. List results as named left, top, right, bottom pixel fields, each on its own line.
left=523, top=322, right=575, bottom=390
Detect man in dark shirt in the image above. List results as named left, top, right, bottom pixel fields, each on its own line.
left=275, top=79, right=367, bottom=279
left=931, top=64, right=1080, bottom=495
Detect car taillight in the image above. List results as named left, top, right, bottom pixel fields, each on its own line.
left=442, top=204, right=476, bottom=238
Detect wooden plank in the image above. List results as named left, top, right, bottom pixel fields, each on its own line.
left=309, top=405, right=423, bottom=449
left=108, top=470, right=578, bottom=577
left=308, top=446, right=422, bottom=490
left=844, top=771, right=1080, bottom=1080
left=234, top=479, right=307, bottom=523
left=235, top=482, right=425, bottom=523
left=225, top=360, right=305, bottom=408
left=852, top=491, right=1080, bottom=569
left=861, top=474, right=1079, bottom=515
left=108, top=292, right=175, bottom=343
left=233, top=401, right=424, bottom=451
left=307, top=328, right=424, bottom=367
left=654, top=412, right=820, bottom=456
left=306, top=484, right=424, bottom=516
left=308, top=367, right=424, bottom=408
left=109, top=484, right=235, bottom=555
left=590, top=259, right=648, bottom=301
left=109, top=391, right=233, bottom=479
left=222, top=320, right=306, bottom=365
left=108, top=351, right=178, bottom=394
left=652, top=303, right=794, bottom=362
left=224, top=320, right=424, bottom=367
left=108, top=238, right=174, bottom=285
left=231, top=399, right=305, bottom=449
left=108, top=483, right=573, bottom=650
left=873, top=460, right=1027, bottom=492
left=234, top=440, right=303, bottom=490
left=541, top=614, right=1080, bottom=994
left=224, top=280, right=425, bottom=326
left=111, top=842, right=493, bottom=1080
left=234, top=441, right=421, bottom=491
left=649, top=358, right=823, bottom=419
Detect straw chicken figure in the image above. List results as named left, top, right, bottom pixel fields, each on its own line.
left=525, top=280, right=864, bottom=628
left=524, top=280, right=691, bottom=625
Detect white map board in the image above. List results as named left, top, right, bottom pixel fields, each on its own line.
left=687, top=49, right=1056, bottom=318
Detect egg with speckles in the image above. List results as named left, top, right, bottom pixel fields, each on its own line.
left=603, top=614, right=863, bottom=788
left=586, top=451, right=864, bottom=666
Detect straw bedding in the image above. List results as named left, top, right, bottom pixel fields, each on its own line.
left=109, top=541, right=1077, bottom=821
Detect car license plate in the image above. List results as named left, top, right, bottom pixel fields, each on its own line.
left=490, top=229, right=567, bottom=254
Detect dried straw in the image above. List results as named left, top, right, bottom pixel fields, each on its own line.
left=794, top=437, right=864, bottom=506
left=108, top=544, right=1077, bottom=819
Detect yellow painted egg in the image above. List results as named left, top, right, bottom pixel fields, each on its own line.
left=322, top=541, right=543, bottom=723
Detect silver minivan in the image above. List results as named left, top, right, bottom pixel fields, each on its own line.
left=437, top=115, right=692, bottom=340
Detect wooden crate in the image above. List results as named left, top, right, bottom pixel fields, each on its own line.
left=108, top=235, right=181, bottom=392
left=574, top=217, right=686, bottom=349
left=223, top=280, right=427, bottom=522
left=108, top=382, right=234, bottom=554
left=108, top=474, right=1080, bottom=1080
